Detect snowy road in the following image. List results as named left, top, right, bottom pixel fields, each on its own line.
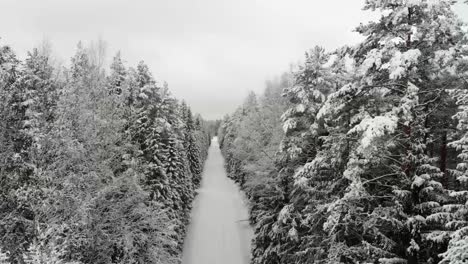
left=182, top=137, right=253, bottom=264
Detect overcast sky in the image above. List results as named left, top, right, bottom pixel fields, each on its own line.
left=1, top=0, right=468, bottom=119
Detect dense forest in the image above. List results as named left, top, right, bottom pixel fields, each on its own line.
left=0, top=40, right=212, bottom=263
left=220, top=1, right=468, bottom=264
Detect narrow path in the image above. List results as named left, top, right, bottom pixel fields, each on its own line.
left=182, top=137, right=253, bottom=264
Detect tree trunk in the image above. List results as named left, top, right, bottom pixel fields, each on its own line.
left=440, top=130, right=448, bottom=188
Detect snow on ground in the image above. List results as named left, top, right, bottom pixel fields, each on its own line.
left=182, top=137, right=253, bottom=264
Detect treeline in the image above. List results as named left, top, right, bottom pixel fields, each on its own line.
left=0, top=40, right=210, bottom=263
left=220, top=1, right=468, bottom=264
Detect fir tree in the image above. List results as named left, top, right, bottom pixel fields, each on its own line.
left=0, top=42, right=37, bottom=264
left=107, top=51, right=126, bottom=96
left=183, top=106, right=203, bottom=186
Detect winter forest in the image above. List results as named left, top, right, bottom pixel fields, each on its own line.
left=2, top=0, right=468, bottom=264
left=0, top=40, right=216, bottom=263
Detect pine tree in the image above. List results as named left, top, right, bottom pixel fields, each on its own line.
left=107, top=51, right=126, bottom=95
left=0, top=42, right=38, bottom=264
left=0, top=38, right=210, bottom=264
left=291, top=1, right=468, bottom=262
left=129, top=61, right=169, bottom=202
left=218, top=78, right=289, bottom=264
left=183, top=106, right=203, bottom=186
left=220, top=1, right=468, bottom=262
left=274, top=46, right=358, bottom=263
left=442, top=43, right=468, bottom=263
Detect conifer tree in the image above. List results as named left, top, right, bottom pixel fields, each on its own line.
left=342, top=1, right=466, bottom=262
left=183, top=106, right=203, bottom=186
left=107, top=51, right=126, bottom=96
left=129, top=61, right=169, bottom=202
left=220, top=2, right=468, bottom=263
left=0, top=38, right=210, bottom=264
left=0, top=43, right=37, bottom=263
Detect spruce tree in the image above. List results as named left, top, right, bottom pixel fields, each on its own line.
left=183, top=107, right=203, bottom=186
left=0, top=42, right=35, bottom=264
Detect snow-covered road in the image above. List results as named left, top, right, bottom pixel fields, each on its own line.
left=182, top=137, right=253, bottom=264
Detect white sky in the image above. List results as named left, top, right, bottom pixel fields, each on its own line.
left=1, top=0, right=468, bottom=119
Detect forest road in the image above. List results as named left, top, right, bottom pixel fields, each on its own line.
left=182, top=137, right=253, bottom=264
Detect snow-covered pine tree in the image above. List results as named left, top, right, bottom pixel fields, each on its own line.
left=264, top=47, right=332, bottom=263
left=231, top=92, right=259, bottom=186
left=182, top=105, right=203, bottom=186
left=441, top=30, right=468, bottom=264
left=35, top=42, right=133, bottom=263
left=192, top=114, right=211, bottom=165
left=326, top=0, right=468, bottom=262
left=0, top=42, right=39, bottom=263
left=86, top=172, right=179, bottom=264
left=0, top=38, right=207, bottom=264
left=13, top=48, right=60, bottom=192
left=8, top=48, right=60, bottom=263
left=275, top=46, right=358, bottom=263
left=218, top=76, right=289, bottom=264
left=163, top=94, right=196, bottom=252
left=129, top=61, right=169, bottom=202
left=194, top=115, right=202, bottom=130
left=126, top=61, right=202, bottom=257
left=245, top=78, right=289, bottom=264
left=281, top=47, right=330, bottom=166
left=107, top=51, right=126, bottom=96
left=0, top=44, right=27, bottom=189
left=103, top=52, right=137, bottom=176
left=224, top=112, right=247, bottom=185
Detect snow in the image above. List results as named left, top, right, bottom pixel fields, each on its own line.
left=348, top=115, right=398, bottom=150
left=317, top=83, right=356, bottom=120
left=282, top=119, right=297, bottom=133
left=294, top=176, right=308, bottom=188
left=412, top=176, right=426, bottom=188
left=426, top=212, right=452, bottom=224
left=382, top=49, right=421, bottom=79
left=434, top=48, right=456, bottom=65
left=378, top=258, right=408, bottom=264
left=450, top=191, right=468, bottom=198
left=411, top=26, right=419, bottom=42
left=21, top=98, right=35, bottom=106
left=407, top=0, right=423, bottom=6
left=451, top=226, right=468, bottom=240
left=425, top=231, right=450, bottom=243
left=278, top=204, right=293, bottom=224
left=288, top=227, right=299, bottom=241
left=0, top=248, right=8, bottom=263
left=440, top=237, right=468, bottom=264
left=360, top=49, right=383, bottom=75
left=407, top=239, right=420, bottom=253
left=397, top=82, right=419, bottom=124
left=138, top=92, right=148, bottom=100
left=295, top=104, right=306, bottom=113
left=387, top=37, right=405, bottom=46
left=344, top=54, right=356, bottom=73
left=323, top=54, right=338, bottom=68
left=457, top=175, right=468, bottom=183
left=343, top=179, right=366, bottom=199
left=182, top=137, right=253, bottom=264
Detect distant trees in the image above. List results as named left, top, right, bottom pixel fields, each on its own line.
left=220, top=1, right=468, bottom=263
left=219, top=74, right=290, bottom=264
left=0, top=39, right=210, bottom=264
